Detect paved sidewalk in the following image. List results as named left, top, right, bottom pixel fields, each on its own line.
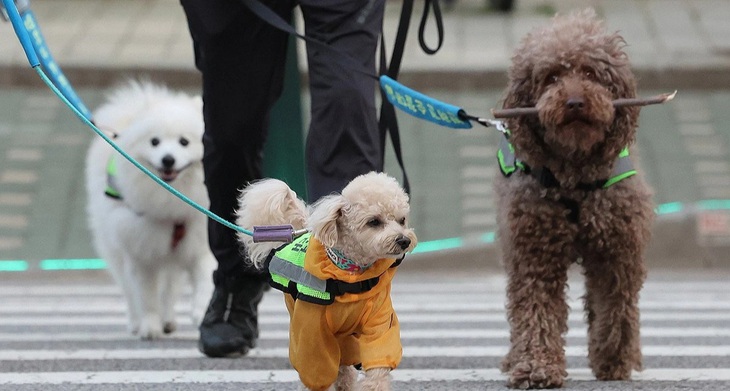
left=1, top=0, right=729, bottom=89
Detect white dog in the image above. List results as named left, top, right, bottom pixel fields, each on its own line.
left=85, top=81, right=215, bottom=340
left=236, top=171, right=417, bottom=391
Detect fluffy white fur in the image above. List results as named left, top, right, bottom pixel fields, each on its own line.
left=85, top=81, right=215, bottom=340
left=235, top=171, right=417, bottom=391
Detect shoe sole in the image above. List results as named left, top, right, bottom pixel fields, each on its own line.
left=198, top=341, right=251, bottom=358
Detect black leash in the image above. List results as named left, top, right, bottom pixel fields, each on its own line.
left=239, top=0, right=444, bottom=194
left=377, top=0, right=443, bottom=193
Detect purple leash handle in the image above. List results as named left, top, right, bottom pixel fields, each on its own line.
left=252, top=225, right=308, bottom=243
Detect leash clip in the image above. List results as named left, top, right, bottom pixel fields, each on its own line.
left=472, top=116, right=509, bottom=135
left=486, top=119, right=508, bottom=135
left=1, top=0, right=29, bottom=21
left=253, top=225, right=309, bottom=243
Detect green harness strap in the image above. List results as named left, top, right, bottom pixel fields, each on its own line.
left=497, top=132, right=636, bottom=188
left=105, top=155, right=122, bottom=199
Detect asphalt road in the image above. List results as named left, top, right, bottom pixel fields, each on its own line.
left=1, top=268, right=729, bottom=390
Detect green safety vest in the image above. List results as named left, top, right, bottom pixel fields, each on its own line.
left=266, top=234, right=384, bottom=305
left=497, top=132, right=636, bottom=189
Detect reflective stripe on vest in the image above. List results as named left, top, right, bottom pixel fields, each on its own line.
left=268, top=233, right=335, bottom=305
left=496, top=132, right=636, bottom=188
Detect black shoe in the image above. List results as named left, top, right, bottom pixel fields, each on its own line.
left=198, top=271, right=267, bottom=358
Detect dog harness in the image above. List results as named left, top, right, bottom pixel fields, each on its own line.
left=105, top=155, right=122, bottom=199
left=497, top=132, right=636, bottom=189
left=497, top=131, right=637, bottom=223
left=266, top=233, right=403, bottom=305
left=103, top=154, right=187, bottom=249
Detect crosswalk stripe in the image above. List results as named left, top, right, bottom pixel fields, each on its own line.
left=1, top=345, right=729, bottom=361
left=2, top=299, right=730, bottom=312
left=1, top=327, right=729, bottom=342
left=2, top=368, right=730, bottom=384
left=3, top=310, right=730, bottom=326
left=0, top=280, right=728, bottom=296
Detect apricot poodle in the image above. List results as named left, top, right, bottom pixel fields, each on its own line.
left=494, top=9, right=655, bottom=388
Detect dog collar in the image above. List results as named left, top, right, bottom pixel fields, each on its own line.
left=326, top=247, right=369, bottom=273
left=171, top=222, right=186, bottom=250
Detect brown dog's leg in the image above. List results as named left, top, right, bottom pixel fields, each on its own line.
left=502, top=246, right=572, bottom=389
left=580, top=185, right=653, bottom=380
left=582, top=254, right=646, bottom=380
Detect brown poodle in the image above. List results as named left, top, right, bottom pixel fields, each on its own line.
left=494, top=9, right=655, bottom=389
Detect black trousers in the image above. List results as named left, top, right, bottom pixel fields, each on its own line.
left=181, top=0, right=385, bottom=276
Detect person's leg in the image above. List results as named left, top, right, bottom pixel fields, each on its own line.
left=181, top=0, right=294, bottom=357
left=299, top=0, right=386, bottom=201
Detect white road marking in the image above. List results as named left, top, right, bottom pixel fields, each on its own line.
left=2, top=327, right=730, bottom=342
left=2, top=368, right=730, bottom=385
left=2, top=345, right=730, bottom=361
left=3, top=310, right=730, bottom=326
left=0, top=280, right=727, bottom=296
left=2, top=297, right=730, bottom=313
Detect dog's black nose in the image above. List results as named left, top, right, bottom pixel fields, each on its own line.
left=566, top=96, right=585, bottom=111
left=396, top=236, right=411, bottom=250
left=162, top=154, right=175, bottom=169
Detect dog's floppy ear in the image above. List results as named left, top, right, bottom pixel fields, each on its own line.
left=308, top=194, right=348, bottom=248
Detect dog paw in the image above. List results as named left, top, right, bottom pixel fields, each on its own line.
left=507, top=361, right=566, bottom=389
left=137, top=318, right=164, bottom=340
left=356, top=367, right=391, bottom=391
left=333, top=365, right=357, bottom=391
left=127, top=323, right=140, bottom=336
left=163, top=321, right=177, bottom=334
left=592, top=361, right=634, bottom=381
left=501, top=353, right=517, bottom=373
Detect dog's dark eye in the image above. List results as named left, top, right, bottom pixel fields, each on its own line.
left=580, top=66, right=599, bottom=81
left=179, top=137, right=189, bottom=146
left=546, top=73, right=559, bottom=85
left=398, top=217, right=406, bottom=226
left=150, top=137, right=160, bottom=147
left=366, top=218, right=382, bottom=228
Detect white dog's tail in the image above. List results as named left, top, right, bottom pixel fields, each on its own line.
left=235, top=179, right=308, bottom=268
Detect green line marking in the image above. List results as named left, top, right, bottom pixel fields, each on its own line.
left=0, top=260, right=29, bottom=272
left=697, top=199, right=730, bottom=211
left=39, top=258, right=107, bottom=271
left=412, top=237, right=462, bottom=254
left=656, top=202, right=683, bottom=215
left=481, top=231, right=496, bottom=244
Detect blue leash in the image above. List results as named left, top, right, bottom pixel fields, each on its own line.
left=1, top=0, right=254, bottom=237
left=2, top=0, right=91, bottom=119
left=380, top=75, right=506, bottom=131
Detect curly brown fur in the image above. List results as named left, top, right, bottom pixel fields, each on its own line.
left=495, top=9, right=655, bottom=388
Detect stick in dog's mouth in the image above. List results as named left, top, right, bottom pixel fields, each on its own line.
left=491, top=90, right=677, bottom=119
